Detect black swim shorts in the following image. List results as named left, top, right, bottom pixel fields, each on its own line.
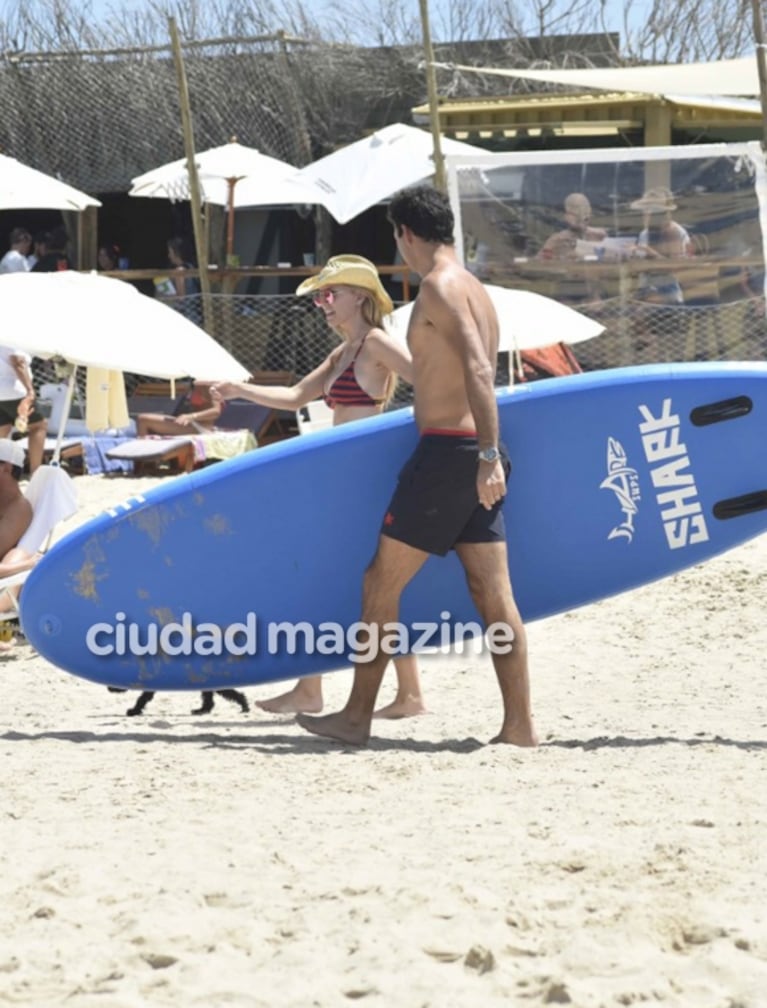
left=381, top=431, right=511, bottom=556
left=0, top=398, right=45, bottom=427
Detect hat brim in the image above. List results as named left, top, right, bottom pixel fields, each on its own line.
left=296, top=270, right=394, bottom=316
left=630, top=199, right=676, bottom=212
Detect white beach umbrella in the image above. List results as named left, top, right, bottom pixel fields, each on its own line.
left=129, top=140, right=330, bottom=259
left=289, top=123, right=490, bottom=224
left=387, top=284, right=605, bottom=355
left=0, top=271, right=247, bottom=378
left=0, top=152, right=101, bottom=211
left=0, top=271, right=249, bottom=460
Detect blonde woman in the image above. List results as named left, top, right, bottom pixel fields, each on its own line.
left=210, top=254, right=426, bottom=719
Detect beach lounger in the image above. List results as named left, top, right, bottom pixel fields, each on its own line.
left=103, top=436, right=196, bottom=475
left=104, top=400, right=271, bottom=475
left=13, top=435, right=85, bottom=471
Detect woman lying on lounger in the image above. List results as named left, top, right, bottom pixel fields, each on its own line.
left=209, top=253, right=426, bottom=721
left=134, top=398, right=222, bottom=437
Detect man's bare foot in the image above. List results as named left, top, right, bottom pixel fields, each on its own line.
left=296, top=711, right=371, bottom=746
left=256, top=688, right=323, bottom=714
left=489, top=721, right=539, bottom=747
left=373, top=694, right=427, bottom=719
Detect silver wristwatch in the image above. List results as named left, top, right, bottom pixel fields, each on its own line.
left=478, top=446, right=501, bottom=464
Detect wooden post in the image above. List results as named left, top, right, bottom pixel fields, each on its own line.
left=751, top=0, right=767, bottom=150
left=418, top=0, right=446, bottom=194
left=168, top=16, right=214, bottom=336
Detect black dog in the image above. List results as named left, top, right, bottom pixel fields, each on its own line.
left=107, top=687, right=249, bottom=716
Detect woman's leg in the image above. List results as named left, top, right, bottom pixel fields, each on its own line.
left=373, top=654, right=427, bottom=718
left=256, top=674, right=324, bottom=714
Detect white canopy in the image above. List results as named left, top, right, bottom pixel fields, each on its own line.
left=0, top=153, right=101, bottom=211
left=435, top=55, right=760, bottom=98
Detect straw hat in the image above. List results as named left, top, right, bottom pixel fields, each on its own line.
left=296, top=254, right=394, bottom=315
left=630, top=186, right=677, bottom=213
left=0, top=440, right=25, bottom=469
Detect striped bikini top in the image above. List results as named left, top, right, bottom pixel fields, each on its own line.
left=323, top=334, right=385, bottom=409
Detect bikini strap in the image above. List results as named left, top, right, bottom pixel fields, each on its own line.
left=350, top=332, right=369, bottom=362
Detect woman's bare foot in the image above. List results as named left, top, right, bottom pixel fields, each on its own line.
left=296, top=711, right=371, bottom=746
left=373, top=693, right=427, bottom=719
left=256, top=680, right=323, bottom=714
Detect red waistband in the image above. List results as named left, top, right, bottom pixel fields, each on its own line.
left=422, top=427, right=478, bottom=438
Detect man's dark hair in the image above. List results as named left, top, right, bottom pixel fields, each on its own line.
left=9, top=227, right=31, bottom=245
left=387, top=184, right=455, bottom=245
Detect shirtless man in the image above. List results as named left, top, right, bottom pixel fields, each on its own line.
left=297, top=184, right=538, bottom=748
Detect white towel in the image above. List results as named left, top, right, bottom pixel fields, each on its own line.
left=19, top=466, right=78, bottom=554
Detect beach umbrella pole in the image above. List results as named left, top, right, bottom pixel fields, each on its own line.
left=50, top=367, right=78, bottom=466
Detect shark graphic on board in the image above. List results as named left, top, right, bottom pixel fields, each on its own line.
left=600, top=437, right=642, bottom=542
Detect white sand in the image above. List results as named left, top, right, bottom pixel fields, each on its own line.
left=1, top=473, right=765, bottom=1006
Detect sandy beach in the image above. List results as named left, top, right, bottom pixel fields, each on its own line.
left=1, top=472, right=765, bottom=1007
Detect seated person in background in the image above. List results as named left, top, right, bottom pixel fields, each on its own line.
left=630, top=186, right=691, bottom=305
left=135, top=396, right=222, bottom=437
left=0, top=440, right=38, bottom=645
left=538, top=193, right=608, bottom=305
left=538, top=193, right=607, bottom=261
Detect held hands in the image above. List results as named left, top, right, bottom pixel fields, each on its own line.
left=477, top=459, right=507, bottom=510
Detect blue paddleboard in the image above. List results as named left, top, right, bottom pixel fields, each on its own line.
left=20, top=362, right=767, bottom=690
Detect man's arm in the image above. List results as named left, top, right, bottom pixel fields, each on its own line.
left=10, top=354, right=34, bottom=399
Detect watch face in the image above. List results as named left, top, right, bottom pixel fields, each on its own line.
left=479, top=447, right=500, bottom=462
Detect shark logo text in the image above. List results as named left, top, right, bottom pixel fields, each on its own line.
left=638, top=398, right=710, bottom=550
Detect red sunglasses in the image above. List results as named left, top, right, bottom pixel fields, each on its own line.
left=312, top=288, right=337, bottom=307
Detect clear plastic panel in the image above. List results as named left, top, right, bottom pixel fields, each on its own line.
left=447, top=143, right=767, bottom=371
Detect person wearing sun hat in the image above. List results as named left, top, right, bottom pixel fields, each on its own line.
left=295, top=253, right=395, bottom=316
left=630, top=185, right=692, bottom=304
left=209, top=253, right=426, bottom=720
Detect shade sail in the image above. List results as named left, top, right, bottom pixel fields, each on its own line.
left=290, top=123, right=491, bottom=224
left=434, top=56, right=760, bottom=98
